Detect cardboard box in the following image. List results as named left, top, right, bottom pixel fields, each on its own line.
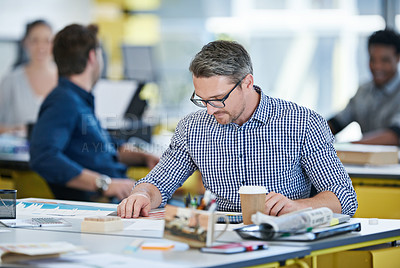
left=334, top=143, right=399, bottom=165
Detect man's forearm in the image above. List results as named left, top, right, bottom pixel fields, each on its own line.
left=118, top=145, right=147, bottom=166
left=66, top=169, right=99, bottom=191
left=295, top=191, right=342, bottom=213
left=132, top=183, right=162, bottom=209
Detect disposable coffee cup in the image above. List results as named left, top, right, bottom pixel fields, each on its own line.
left=0, top=189, right=17, bottom=219
left=238, top=186, right=267, bottom=225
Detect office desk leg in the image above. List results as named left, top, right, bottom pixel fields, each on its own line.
left=284, top=258, right=311, bottom=268
left=249, top=261, right=280, bottom=268
left=311, top=256, right=317, bottom=268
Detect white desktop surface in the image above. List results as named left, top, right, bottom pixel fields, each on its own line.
left=1, top=199, right=400, bottom=267
left=0, top=198, right=311, bottom=267
left=344, top=164, right=400, bottom=179
left=264, top=218, right=400, bottom=251
left=0, top=225, right=310, bottom=268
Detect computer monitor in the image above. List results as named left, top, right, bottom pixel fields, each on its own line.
left=93, top=79, right=138, bottom=121
left=93, top=79, right=152, bottom=142
left=121, top=45, right=157, bottom=83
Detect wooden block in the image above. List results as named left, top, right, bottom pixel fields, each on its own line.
left=81, top=216, right=123, bottom=233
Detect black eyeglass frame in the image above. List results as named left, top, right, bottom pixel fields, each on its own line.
left=190, top=76, right=247, bottom=108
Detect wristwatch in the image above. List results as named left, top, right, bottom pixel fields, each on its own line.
left=95, top=175, right=112, bottom=194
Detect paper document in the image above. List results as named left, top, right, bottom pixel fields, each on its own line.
left=124, top=219, right=165, bottom=231
left=235, top=208, right=358, bottom=241
left=22, top=253, right=181, bottom=267
left=108, top=208, right=165, bottom=220
left=16, top=201, right=116, bottom=219
left=251, top=207, right=333, bottom=238
left=0, top=242, right=80, bottom=263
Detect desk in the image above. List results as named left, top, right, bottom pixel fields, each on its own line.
left=344, top=164, right=400, bottom=219
left=1, top=199, right=399, bottom=268
left=0, top=199, right=312, bottom=268
left=218, top=218, right=400, bottom=267
left=0, top=228, right=310, bottom=268
left=344, top=164, right=400, bottom=180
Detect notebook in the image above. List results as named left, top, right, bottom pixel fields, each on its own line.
left=234, top=221, right=361, bottom=241
left=275, top=222, right=361, bottom=241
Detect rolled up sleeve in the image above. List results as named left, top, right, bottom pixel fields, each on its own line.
left=302, top=112, right=358, bottom=216
left=136, top=115, right=198, bottom=206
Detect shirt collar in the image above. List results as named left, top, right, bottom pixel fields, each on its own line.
left=59, top=77, right=95, bottom=107
left=379, top=72, right=400, bottom=95
left=247, top=85, right=269, bottom=125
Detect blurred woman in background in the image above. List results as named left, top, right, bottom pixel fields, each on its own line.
left=0, top=19, right=57, bottom=135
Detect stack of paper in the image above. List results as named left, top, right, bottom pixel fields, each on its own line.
left=334, top=143, right=399, bottom=165
left=0, top=242, right=80, bottom=263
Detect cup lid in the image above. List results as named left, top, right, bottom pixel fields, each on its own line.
left=238, top=186, right=267, bottom=194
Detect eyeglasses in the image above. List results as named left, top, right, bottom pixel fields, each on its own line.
left=190, top=76, right=246, bottom=108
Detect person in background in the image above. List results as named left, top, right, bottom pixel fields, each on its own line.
left=0, top=19, right=57, bottom=135
left=30, top=24, right=159, bottom=202
left=117, top=40, right=358, bottom=218
left=328, top=29, right=400, bottom=145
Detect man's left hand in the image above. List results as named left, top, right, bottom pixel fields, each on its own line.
left=264, top=191, right=307, bottom=216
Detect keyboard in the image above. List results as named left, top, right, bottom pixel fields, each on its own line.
left=0, top=217, right=71, bottom=228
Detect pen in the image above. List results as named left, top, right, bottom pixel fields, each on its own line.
left=141, top=242, right=175, bottom=251
left=184, top=193, right=191, bottom=208
left=190, top=197, right=198, bottom=209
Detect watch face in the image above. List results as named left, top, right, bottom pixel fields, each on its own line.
left=96, top=176, right=111, bottom=192
left=95, top=178, right=103, bottom=188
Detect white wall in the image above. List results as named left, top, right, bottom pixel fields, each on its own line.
left=0, top=0, right=93, bottom=78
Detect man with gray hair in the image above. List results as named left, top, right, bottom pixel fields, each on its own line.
left=118, top=40, right=358, bottom=218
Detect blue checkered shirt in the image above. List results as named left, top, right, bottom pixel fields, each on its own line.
left=137, top=88, right=358, bottom=216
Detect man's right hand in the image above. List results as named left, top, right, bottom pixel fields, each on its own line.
left=117, top=192, right=151, bottom=218
left=104, top=179, right=135, bottom=201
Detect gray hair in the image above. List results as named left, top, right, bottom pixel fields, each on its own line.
left=189, top=40, right=253, bottom=83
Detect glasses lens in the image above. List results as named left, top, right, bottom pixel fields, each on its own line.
left=208, top=100, right=225, bottom=108
left=191, top=99, right=207, bottom=108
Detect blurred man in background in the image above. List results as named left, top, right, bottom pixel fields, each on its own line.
left=30, top=24, right=158, bottom=202
left=328, top=29, right=400, bottom=145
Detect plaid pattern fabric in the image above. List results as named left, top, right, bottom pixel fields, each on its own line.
left=138, top=88, right=358, bottom=216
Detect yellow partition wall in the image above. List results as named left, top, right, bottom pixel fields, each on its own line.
left=94, top=0, right=160, bottom=79
left=0, top=169, right=54, bottom=199
left=351, top=177, right=400, bottom=219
